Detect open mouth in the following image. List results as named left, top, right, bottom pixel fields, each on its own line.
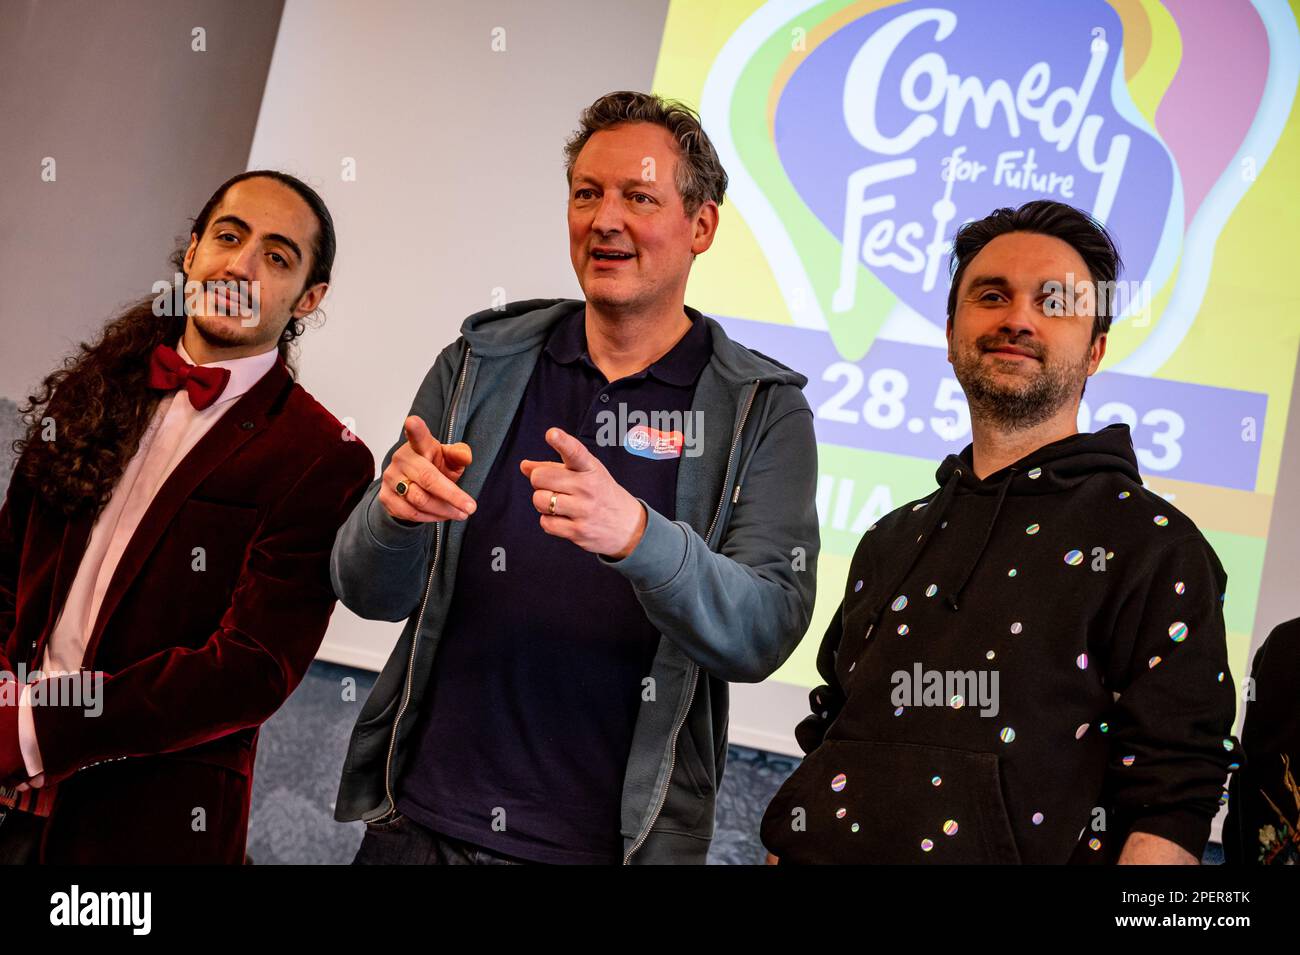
left=591, top=250, right=635, bottom=262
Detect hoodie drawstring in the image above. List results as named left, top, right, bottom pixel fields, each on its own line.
left=943, top=469, right=1016, bottom=612
left=856, top=466, right=966, bottom=646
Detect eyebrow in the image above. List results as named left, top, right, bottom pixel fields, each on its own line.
left=210, top=214, right=304, bottom=263
left=964, top=275, right=1010, bottom=292
left=571, top=175, right=664, bottom=192
left=965, top=275, right=1064, bottom=295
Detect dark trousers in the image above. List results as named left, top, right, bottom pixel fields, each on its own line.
left=0, top=810, right=46, bottom=865
left=352, top=812, right=529, bottom=865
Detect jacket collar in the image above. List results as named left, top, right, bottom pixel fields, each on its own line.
left=78, top=357, right=294, bottom=666
left=542, top=304, right=712, bottom=387
left=458, top=298, right=808, bottom=388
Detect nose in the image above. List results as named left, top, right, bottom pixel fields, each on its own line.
left=998, top=293, right=1039, bottom=340
left=590, top=190, right=625, bottom=237
left=222, top=240, right=258, bottom=281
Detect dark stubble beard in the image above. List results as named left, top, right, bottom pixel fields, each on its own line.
left=191, top=313, right=254, bottom=349
left=187, top=278, right=282, bottom=351
left=952, top=334, right=1092, bottom=431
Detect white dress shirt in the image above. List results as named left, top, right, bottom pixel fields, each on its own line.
left=17, top=338, right=279, bottom=779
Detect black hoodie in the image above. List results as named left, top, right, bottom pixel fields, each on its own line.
left=762, top=424, right=1240, bottom=864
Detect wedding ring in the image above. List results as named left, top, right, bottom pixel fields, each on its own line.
left=548, top=492, right=558, bottom=516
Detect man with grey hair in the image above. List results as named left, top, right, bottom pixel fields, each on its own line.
left=331, top=90, right=820, bottom=864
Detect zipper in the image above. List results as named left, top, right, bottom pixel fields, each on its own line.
left=623, top=378, right=760, bottom=863
left=372, top=344, right=472, bottom=823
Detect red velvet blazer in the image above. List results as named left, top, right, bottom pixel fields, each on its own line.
left=0, top=357, right=373, bottom=863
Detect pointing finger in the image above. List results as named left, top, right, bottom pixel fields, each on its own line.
left=404, top=415, right=440, bottom=461
left=546, top=428, right=597, bottom=472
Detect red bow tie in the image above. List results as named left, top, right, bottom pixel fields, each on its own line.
left=147, top=344, right=232, bottom=411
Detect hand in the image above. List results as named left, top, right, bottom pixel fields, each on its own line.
left=1, top=675, right=47, bottom=790
left=520, top=428, right=647, bottom=559
left=0, top=679, right=30, bottom=783
left=378, top=415, right=476, bottom=523
left=14, top=774, right=44, bottom=792
left=1117, top=831, right=1199, bottom=864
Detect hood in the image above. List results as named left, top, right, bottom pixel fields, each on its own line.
left=458, top=297, right=807, bottom=388
left=870, top=424, right=1142, bottom=620
left=935, top=422, right=1141, bottom=495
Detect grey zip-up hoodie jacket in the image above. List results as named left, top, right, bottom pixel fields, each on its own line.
left=330, top=299, right=820, bottom=863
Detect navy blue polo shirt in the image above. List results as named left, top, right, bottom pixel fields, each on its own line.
left=396, top=308, right=712, bottom=864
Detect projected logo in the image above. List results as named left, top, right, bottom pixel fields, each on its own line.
left=696, top=0, right=1293, bottom=492
left=780, top=3, right=1172, bottom=337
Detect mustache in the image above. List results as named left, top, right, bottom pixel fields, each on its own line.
left=976, top=334, right=1043, bottom=359
left=202, top=278, right=256, bottom=310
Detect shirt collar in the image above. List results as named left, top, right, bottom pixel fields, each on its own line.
left=543, top=308, right=711, bottom=387
left=175, top=337, right=280, bottom=405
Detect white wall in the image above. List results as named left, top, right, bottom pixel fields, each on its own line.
left=245, top=0, right=689, bottom=669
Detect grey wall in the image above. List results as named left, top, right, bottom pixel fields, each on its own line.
left=0, top=0, right=285, bottom=490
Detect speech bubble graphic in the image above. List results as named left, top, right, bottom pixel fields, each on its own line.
left=701, top=0, right=1288, bottom=366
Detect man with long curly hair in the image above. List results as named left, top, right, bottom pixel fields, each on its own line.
left=0, top=171, right=374, bottom=863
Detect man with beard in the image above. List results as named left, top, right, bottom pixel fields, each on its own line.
left=0, top=171, right=373, bottom=863
left=762, top=200, right=1239, bottom=865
